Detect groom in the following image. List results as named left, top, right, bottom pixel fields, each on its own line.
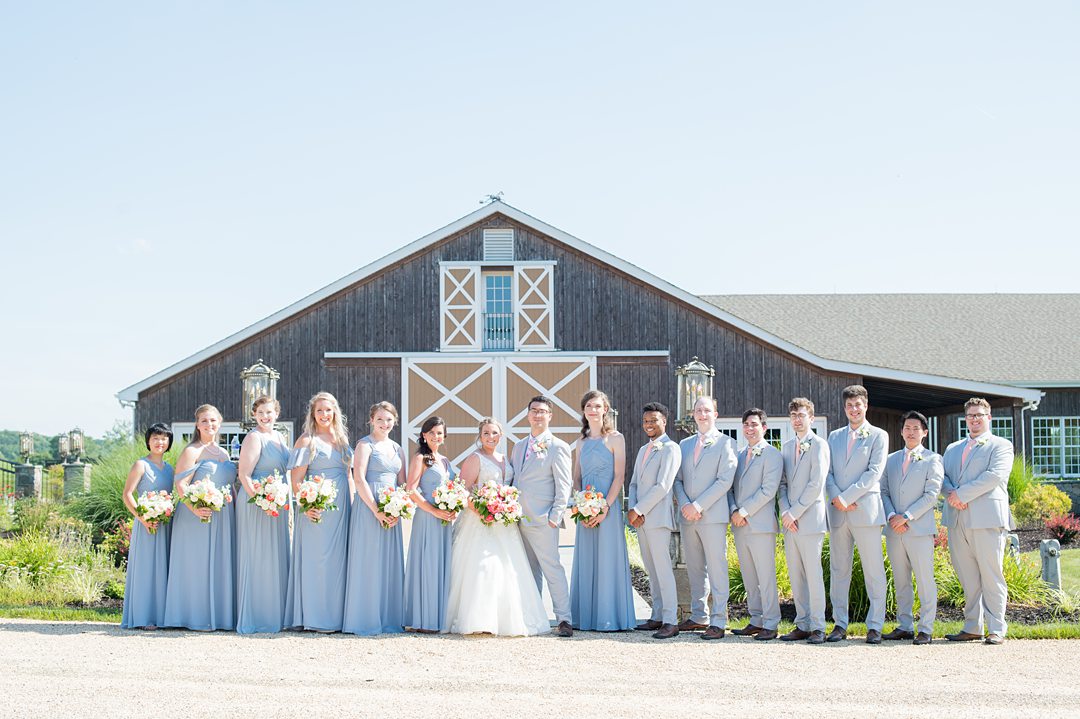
left=510, top=394, right=574, bottom=637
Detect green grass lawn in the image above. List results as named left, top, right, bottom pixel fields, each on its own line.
left=1022, top=547, right=1080, bottom=596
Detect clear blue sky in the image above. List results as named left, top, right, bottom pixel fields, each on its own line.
left=1, top=2, right=1078, bottom=436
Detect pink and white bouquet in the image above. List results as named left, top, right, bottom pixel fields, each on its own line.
left=570, top=485, right=608, bottom=524
left=248, top=469, right=290, bottom=518
left=432, top=477, right=470, bottom=525
left=376, top=485, right=415, bottom=527
left=296, top=474, right=338, bottom=524
left=182, top=478, right=232, bottom=524
left=472, top=480, right=524, bottom=527
left=134, top=489, right=175, bottom=534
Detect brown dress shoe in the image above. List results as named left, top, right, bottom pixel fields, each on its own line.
left=701, top=625, right=725, bottom=640
left=913, top=632, right=932, bottom=645
left=731, top=624, right=763, bottom=636
left=807, top=630, right=826, bottom=644
left=555, top=621, right=573, bottom=638
left=945, top=631, right=982, bottom=642
left=652, top=623, right=680, bottom=639
left=635, top=620, right=663, bottom=631
left=826, top=626, right=847, bottom=642
left=677, top=619, right=708, bottom=632
left=882, top=628, right=915, bottom=641
left=780, top=628, right=811, bottom=641
left=984, top=633, right=1004, bottom=645
left=865, top=629, right=882, bottom=644
left=754, top=628, right=778, bottom=641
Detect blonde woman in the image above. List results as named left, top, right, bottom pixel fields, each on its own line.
left=163, top=404, right=237, bottom=631
left=570, top=390, right=635, bottom=631
left=284, top=392, right=352, bottom=632
left=443, top=418, right=549, bottom=636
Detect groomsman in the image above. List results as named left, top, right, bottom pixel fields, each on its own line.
left=825, top=384, right=888, bottom=644
left=882, top=411, right=943, bottom=645
left=942, top=397, right=1015, bottom=645
left=510, top=394, right=574, bottom=637
left=778, top=397, right=829, bottom=644
left=729, top=409, right=783, bottom=641
left=674, top=396, right=738, bottom=639
left=627, top=402, right=682, bottom=639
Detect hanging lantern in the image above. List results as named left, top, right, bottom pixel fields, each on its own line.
left=675, top=356, right=715, bottom=435
left=240, top=359, right=280, bottom=430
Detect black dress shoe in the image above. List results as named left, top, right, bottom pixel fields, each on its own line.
left=945, top=631, right=982, bottom=642
left=677, top=619, right=708, bottom=631
left=826, top=626, right=847, bottom=642
left=807, top=630, right=826, bottom=644
left=882, top=628, right=915, bottom=641
left=555, top=621, right=573, bottom=638
left=913, top=632, right=932, bottom=645
left=780, top=628, right=811, bottom=641
left=754, top=628, right=778, bottom=641
left=652, top=623, right=679, bottom=639
left=731, top=624, right=763, bottom=636
left=701, top=625, right=725, bottom=640
left=865, top=629, right=882, bottom=644
left=635, top=620, right=663, bottom=631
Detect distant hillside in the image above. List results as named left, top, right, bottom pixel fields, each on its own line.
left=0, top=423, right=130, bottom=465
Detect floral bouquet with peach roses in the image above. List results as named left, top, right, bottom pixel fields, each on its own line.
left=135, top=489, right=175, bottom=534
left=296, top=474, right=338, bottom=524
left=472, top=480, right=523, bottom=527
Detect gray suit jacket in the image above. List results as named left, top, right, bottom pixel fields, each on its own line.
left=826, top=423, right=887, bottom=528
left=509, top=431, right=573, bottom=527
left=779, top=433, right=829, bottom=534
left=628, top=434, right=681, bottom=531
left=674, top=432, right=738, bottom=525
left=729, top=443, right=782, bottom=534
left=882, top=446, right=943, bottom=536
left=941, top=433, right=1014, bottom=530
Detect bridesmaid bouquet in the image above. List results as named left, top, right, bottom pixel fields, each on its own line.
left=248, top=469, right=290, bottom=518
left=472, top=480, right=523, bottom=527
left=432, top=478, right=470, bottom=525
left=569, top=485, right=608, bottom=524
left=134, top=489, right=175, bottom=534
left=182, top=478, right=233, bottom=524
left=296, top=474, right=338, bottom=524
left=376, top=485, right=415, bottom=527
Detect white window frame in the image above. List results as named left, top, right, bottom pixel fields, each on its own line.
left=1030, top=416, right=1080, bottom=479
left=955, top=416, right=1013, bottom=443
left=714, top=417, right=828, bottom=451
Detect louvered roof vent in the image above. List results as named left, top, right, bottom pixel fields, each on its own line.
left=483, top=228, right=514, bottom=262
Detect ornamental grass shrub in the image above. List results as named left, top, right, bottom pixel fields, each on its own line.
left=1013, top=484, right=1072, bottom=528
left=1008, top=457, right=1039, bottom=505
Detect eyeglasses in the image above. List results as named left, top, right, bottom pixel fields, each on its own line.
left=528, top=408, right=551, bottom=415
left=788, top=413, right=810, bottom=419
left=965, top=413, right=989, bottom=420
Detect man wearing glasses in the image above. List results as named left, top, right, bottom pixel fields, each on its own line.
left=941, top=397, right=1015, bottom=645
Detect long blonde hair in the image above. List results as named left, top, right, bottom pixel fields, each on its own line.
left=580, top=390, right=615, bottom=438
left=303, top=392, right=349, bottom=456
left=192, top=404, right=222, bottom=446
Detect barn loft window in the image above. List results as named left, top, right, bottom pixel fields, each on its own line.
left=483, top=229, right=515, bottom=261
left=482, top=270, right=514, bottom=350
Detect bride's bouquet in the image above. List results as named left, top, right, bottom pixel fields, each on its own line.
left=432, top=477, right=470, bottom=525
left=296, top=474, right=338, bottom=524
left=472, top=480, right=523, bottom=527
left=134, top=489, right=174, bottom=534
left=182, top=478, right=233, bottom=524
left=376, top=485, right=415, bottom=527
left=569, top=485, right=608, bottom=524
left=248, top=469, right=290, bottom=518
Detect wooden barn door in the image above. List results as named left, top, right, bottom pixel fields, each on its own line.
left=402, top=358, right=495, bottom=467
left=502, top=357, right=595, bottom=450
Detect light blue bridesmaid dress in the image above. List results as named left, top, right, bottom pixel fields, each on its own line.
left=121, top=457, right=174, bottom=629
left=235, top=430, right=291, bottom=634
left=403, top=456, right=455, bottom=632
left=283, top=436, right=351, bottom=632
left=163, top=458, right=237, bottom=630
left=342, top=437, right=405, bottom=635
left=570, top=436, right=636, bottom=631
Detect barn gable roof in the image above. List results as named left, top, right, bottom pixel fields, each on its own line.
left=117, top=202, right=1043, bottom=405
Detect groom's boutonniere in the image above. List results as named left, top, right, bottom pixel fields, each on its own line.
left=750, top=445, right=763, bottom=458
left=910, top=449, right=924, bottom=462
left=856, top=426, right=871, bottom=440
left=975, top=437, right=989, bottom=447
left=798, top=439, right=812, bottom=454
left=532, top=438, right=550, bottom=458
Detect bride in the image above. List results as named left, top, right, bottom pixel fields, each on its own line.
left=443, top=417, right=551, bottom=636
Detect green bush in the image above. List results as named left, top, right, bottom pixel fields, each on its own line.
left=727, top=531, right=793, bottom=603
left=1014, top=484, right=1072, bottom=528
left=14, top=498, right=54, bottom=534
left=0, top=526, right=125, bottom=607
left=0, top=532, right=64, bottom=585
left=1008, top=457, right=1039, bottom=505
left=99, top=519, right=132, bottom=566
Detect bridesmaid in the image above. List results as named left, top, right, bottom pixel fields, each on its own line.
left=284, top=391, right=352, bottom=632
left=570, top=390, right=637, bottom=631
left=403, top=416, right=457, bottom=633
left=163, top=404, right=237, bottom=631
left=120, top=422, right=175, bottom=629
left=235, top=396, right=291, bottom=634
left=342, top=402, right=407, bottom=635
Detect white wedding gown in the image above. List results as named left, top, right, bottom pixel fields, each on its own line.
left=443, top=453, right=551, bottom=636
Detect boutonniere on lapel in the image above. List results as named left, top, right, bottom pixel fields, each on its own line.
left=855, top=426, right=871, bottom=440
left=798, top=439, right=812, bottom=454
left=702, top=437, right=716, bottom=448
left=909, top=448, right=925, bottom=462
left=975, top=437, right=989, bottom=447
left=649, top=439, right=664, bottom=452
left=532, top=438, right=550, bottom=459
left=749, top=445, right=763, bottom=458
